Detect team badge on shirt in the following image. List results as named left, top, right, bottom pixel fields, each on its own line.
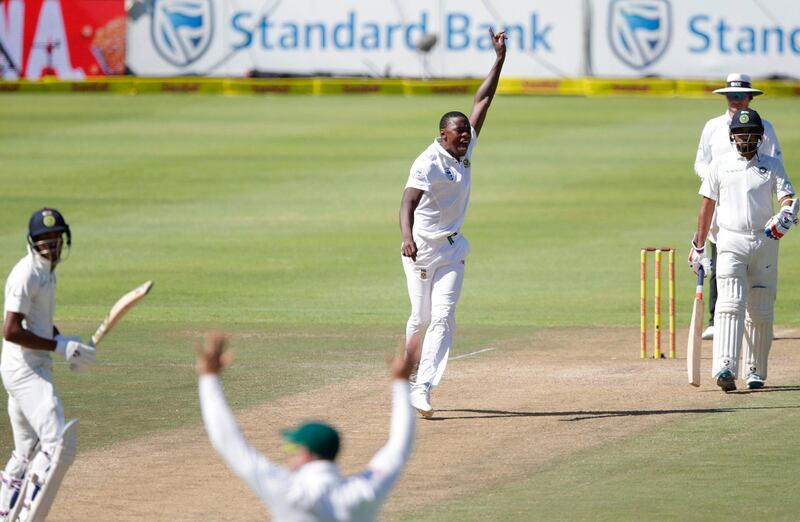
left=420, top=268, right=428, bottom=280
left=413, top=168, right=426, bottom=180
left=463, top=159, right=470, bottom=168
left=444, top=168, right=454, bottom=181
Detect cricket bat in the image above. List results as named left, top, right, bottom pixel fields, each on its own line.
left=687, top=267, right=704, bottom=387
left=90, top=281, right=154, bottom=346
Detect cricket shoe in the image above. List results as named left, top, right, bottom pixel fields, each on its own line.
left=715, top=370, right=736, bottom=392
left=409, top=384, right=434, bottom=419
left=746, top=373, right=765, bottom=390
left=701, top=325, right=714, bottom=340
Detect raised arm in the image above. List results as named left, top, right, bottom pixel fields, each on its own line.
left=361, top=340, right=417, bottom=497
left=197, top=332, right=287, bottom=502
left=469, top=28, right=507, bottom=136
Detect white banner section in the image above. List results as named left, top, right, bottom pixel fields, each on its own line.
left=591, top=0, right=800, bottom=78
left=127, top=0, right=585, bottom=78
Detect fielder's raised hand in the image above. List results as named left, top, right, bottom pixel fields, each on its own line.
left=489, top=27, right=507, bottom=58
left=196, top=330, right=234, bottom=376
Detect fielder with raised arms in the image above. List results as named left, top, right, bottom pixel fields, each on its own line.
left=690, top=110, right=796, bottom=392
left=0, top=208, right=96, bottom=521
left=399, top=28, right=506, bottom=418
left=198, top=331, right=416, bottom=522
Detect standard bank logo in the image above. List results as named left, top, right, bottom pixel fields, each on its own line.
left=608, top=0, right=671, bottom=69
left=151, top=0, right=214, bottom=67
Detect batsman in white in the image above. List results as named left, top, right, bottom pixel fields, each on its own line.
left=198, top=331, right=416, bottom=522
left=0, top=208, right=96, bottom=520
left=693, top=73, right=783, bottom=341
left=690, top=110, right=796, bottom=392
left=399, top=28, right=506, bottom=418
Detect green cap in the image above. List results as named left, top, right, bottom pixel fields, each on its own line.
left=282, top=422, right=340, bottom=460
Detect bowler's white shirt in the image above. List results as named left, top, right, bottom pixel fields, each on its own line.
left=694, top=112, right=782, bottom=182
left=2, top=246, right=56, bottom=371
left=405, top=127, right=477, bottom=242
left=200, top=377, right=414, bottom=522
left=700, top=151, right=794, bottom=233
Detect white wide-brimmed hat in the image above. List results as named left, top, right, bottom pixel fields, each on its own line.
left=713, top=73, right=763, bottom=96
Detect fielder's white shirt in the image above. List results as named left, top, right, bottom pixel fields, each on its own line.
left=694, top=112, right=782, bottom=182
left=405, top=127, right=477, bottom=242
left=700, top=151, right=794, bottom=233
left=2, top=246, right=56, bottom=371
left=200, top=377, right=414, bottom=522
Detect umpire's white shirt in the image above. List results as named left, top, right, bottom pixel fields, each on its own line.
left=405, top=127, right=477, bottom=242
left=694, top=112, right=781, bottom=182
left=200, top=377, right=414, bottom=522
left=700, top=151, right=794, bottom=233
left=2, top=246, right=56, bottom=372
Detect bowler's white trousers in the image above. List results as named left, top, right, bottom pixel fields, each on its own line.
left=402, top=233, right=468, bottom=389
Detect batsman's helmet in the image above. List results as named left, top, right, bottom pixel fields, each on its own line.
left=27, top=208, right=71, bottom=264
left=729, top=109, right=764, bottom=157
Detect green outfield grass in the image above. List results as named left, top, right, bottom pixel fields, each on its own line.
left=1, top=93, right=800, bottom=519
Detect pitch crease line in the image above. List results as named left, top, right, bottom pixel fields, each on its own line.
left=451, top=347, right=495, bottom=360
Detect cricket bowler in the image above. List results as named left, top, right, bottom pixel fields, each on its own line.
left=399, top=27, right=507, bottom=418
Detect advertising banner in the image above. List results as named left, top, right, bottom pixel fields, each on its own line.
left=126, top=0, right=585, bottom=78
left=590, top=0, right=800, bottom=79
left=0, top=0, right=125, bottom=80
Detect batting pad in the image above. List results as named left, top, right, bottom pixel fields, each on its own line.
left=23, top=419, right=78, bottom=522
left=741, top=286, right=775, bottom=380
left=712, top=277, right=746, bottom=377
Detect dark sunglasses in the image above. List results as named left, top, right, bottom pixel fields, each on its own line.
left=726, top=92, right=749, bottom=101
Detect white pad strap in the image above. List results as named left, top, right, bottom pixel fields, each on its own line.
left=19, top=419, right=78, bottom=522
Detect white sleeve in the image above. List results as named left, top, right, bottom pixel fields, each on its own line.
left=406, top=162, right=431, bottom=192
left=773, top=160, right=795, bottom=200
left=4, top=268, right=34, bottom=316
left=693, top=124, right=712, bottom=181
left=699, top=159, right=719, bottom=201
left=362, top=380, right=415, bottom=498
left=199, top=375, right=288, bottom=504
left=762, top=121, right=783, bottom=165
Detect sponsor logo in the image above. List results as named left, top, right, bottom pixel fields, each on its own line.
left=151, top=0, right=214, bottom=67
left=609, top=0, right=671, bottom=69
left=759, top=166, right=767, bottom=174
left=444, top=168, right=454, bottom=181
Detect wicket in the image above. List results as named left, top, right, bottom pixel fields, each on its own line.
left=640, top=248, right=675, bottom=359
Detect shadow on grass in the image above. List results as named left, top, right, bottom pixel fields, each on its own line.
left=728, top=385, right=800, bottom=394
left=427, top=403, right=800, bottom=422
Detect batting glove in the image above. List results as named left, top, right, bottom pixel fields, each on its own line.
left=764, top=206, right=795, bottom=240
left=55, top=335, right=97, bottom=371
left=688, top=240, right=711, bottom=276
